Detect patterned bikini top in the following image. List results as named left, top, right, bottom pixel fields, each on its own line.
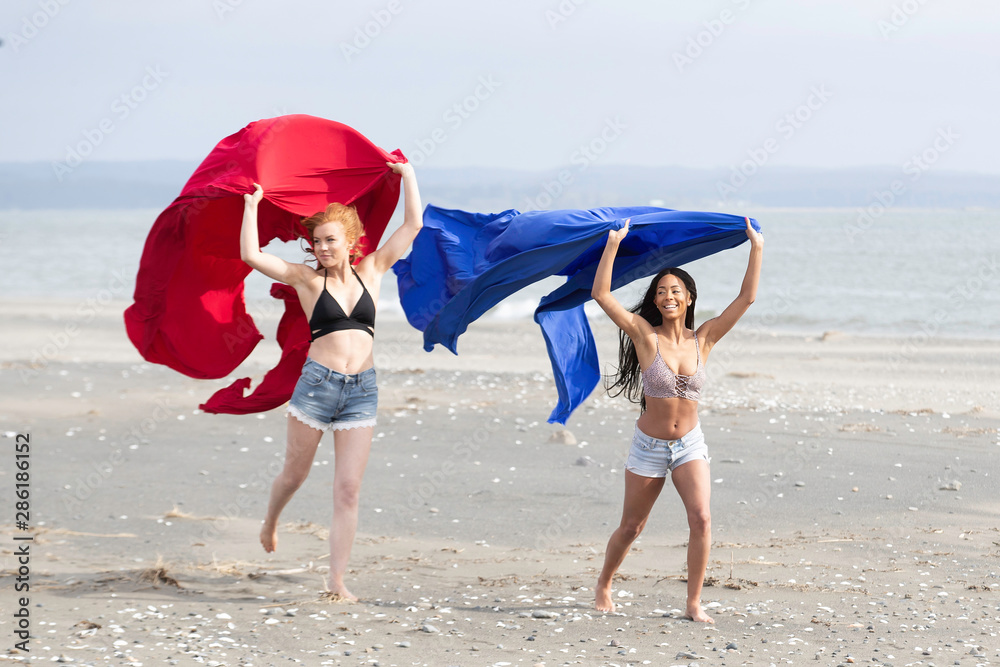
left=641, top=332, right=706, bottom=401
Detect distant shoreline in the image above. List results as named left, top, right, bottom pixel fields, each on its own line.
left=4, top=161, right=1000, bottom=209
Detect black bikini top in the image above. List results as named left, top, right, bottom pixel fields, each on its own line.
left=309, top=268, right=376, bottom=341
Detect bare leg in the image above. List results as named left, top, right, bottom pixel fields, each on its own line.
left=595, top=470, right=665, bottom=612
left=260, top=416, right=324, bottom=553
left=671, top=459, right=713, bottom=623
left=327, top=425, right=373, bottom=601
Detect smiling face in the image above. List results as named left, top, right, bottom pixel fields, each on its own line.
left=301, top=203, right=365, bottom=268
left=654, top=273, right=692, bottom=322
left=311, top=220, right=352, bottom=268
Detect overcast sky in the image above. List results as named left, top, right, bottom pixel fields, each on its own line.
left=3, top=0, right=998, bottom=174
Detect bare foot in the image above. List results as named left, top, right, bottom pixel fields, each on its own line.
left=594, top=583, right=615, bottom=612
left=326, top=584, right=359, bottom=603
left=259, top=521, right=277, bottom=553
left=684, top=605, right=715, bottom=624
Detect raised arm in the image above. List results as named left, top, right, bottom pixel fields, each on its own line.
left=697, top=217, right=763, bottom=348
left=240, top=183, right=308, bottom=285
left=591, top=219, right=648, bottom=340
left=368, top=162, right=423, bottom=275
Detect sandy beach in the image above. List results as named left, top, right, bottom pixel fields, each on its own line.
left=2, top=300, right=999, bottom=666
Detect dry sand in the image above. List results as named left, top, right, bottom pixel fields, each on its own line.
left=2, top=300, right=999, bottom=666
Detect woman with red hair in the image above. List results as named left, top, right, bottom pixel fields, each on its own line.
left=240, top=161, right=421, bottom=601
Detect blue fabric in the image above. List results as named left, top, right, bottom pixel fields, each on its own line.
left=393, top=205, right=759, bottom=424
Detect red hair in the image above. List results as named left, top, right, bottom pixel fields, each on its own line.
left=301, top=203, right=366, bottom=262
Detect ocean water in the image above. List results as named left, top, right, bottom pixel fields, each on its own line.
left=2, top=208, right=997, bottom=339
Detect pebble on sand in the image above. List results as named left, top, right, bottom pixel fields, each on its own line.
left=547, top=429, right=577, bottom=445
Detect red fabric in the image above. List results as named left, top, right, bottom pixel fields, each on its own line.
left=124, top=114, right=405, bottom=414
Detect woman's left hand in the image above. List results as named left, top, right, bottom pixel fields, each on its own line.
left=387, top=160, right=414, bottom=178
left=745, top=217, right=763, bottom=248
left=608, top=218, right=630, bottom=244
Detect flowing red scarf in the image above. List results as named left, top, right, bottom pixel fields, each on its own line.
left=124, top=114, right=405, bottom=414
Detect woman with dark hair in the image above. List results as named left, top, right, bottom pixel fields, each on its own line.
left=240, top=161, right=421, bottom=601
left=591, top=217, right=763, bottom=620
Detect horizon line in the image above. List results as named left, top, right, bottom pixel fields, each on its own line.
left=2, top=160, right=1000, bottom=179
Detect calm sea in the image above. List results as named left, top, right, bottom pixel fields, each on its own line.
left=2, top=208, right=997, bottom=339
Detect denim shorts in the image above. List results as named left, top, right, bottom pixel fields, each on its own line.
left=286, top=358, right=378, bottom=432
left=625, top=422, right=709, bottom=478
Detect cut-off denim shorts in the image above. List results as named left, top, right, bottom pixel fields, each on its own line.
left=625, top=422, right=709, bottom=478
left=287, top=358, right=378, bottom=432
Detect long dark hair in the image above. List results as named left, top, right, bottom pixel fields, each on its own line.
left=606, top=267, right=697, bottom=411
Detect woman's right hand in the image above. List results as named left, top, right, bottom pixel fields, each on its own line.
left=244, top=183, right=263, bottom=207
left=608, top=218, right=630, bottom=244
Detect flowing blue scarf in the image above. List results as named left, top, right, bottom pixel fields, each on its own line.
left=394, top=205, right=759, bottom=423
